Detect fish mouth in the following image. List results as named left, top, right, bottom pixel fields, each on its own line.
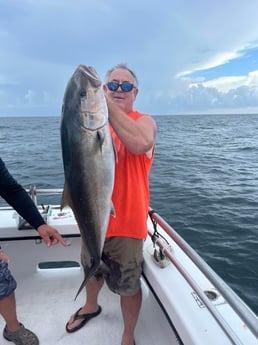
left=78, top=65, right=100, bottom=81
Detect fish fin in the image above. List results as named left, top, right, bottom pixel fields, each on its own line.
left=60, top=183, right=70, bottom=210
left=97, top=131, right=105, bottom=148
left=110, top=201, right=116, bottom=218
left=74, top=276, right=88, bottom=301
left=112, top=138, right=118, bottom=163
left=74, top=261, right=98, bottom=301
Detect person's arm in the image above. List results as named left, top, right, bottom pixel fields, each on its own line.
left=106, top=98, right=156, bottom=156
left=0, top=158, right=66, bottom=247
left=0, top=158, right=44, bottom=229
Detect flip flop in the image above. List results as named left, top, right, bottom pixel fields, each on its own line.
left=66, top=305, right=102, bottom=333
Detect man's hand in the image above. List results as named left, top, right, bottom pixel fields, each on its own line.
left=0, top=249, right=10, bottom=263
left=37, top=224, right=67, bottom=247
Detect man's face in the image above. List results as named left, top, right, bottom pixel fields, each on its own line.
left=104, top=68, right=138, bottom=113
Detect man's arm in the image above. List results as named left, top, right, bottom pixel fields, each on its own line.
left=106, top=98, right=156, bottom=156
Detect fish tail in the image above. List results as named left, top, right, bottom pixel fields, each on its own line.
left=74, top=261, right=99, bottom=301
left=74, top=277, right=88, bottom=301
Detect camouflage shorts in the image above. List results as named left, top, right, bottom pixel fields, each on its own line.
left=0, top=261, right=17, bottom=300
left=83, top=237, right=144, bottom=296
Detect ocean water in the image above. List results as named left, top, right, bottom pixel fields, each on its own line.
left=0, top=114, right=258, bottom=315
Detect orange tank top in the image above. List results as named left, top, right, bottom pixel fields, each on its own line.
left=106, top=110, right=154, bottom=239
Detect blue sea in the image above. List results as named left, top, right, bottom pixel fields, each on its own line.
left=0, top=114, right=258, bottom=315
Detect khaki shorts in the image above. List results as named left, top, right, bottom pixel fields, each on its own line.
left=89, top=237, right=144, bottom=296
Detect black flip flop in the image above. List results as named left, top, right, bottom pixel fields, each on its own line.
left=66, top=305, right=102, bottom=333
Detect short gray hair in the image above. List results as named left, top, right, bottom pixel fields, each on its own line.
left=105, top=63, right=139, bottom=86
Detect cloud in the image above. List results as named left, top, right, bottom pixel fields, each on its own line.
left=1, top=0, right=258, bottom=116
left=177, top=51, right=244, bottom=78
left=198, top=70, right=258, bottom=93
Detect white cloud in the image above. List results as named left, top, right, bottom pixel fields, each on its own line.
left=1, top=0, right=258, bottom=115
left=177, top=51, right=244, bottom=78
left=0, top=74, right=19, bottom=86
left=192, top=70, right=258, bottom=93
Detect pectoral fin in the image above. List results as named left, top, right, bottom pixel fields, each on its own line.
left=61, top=183, right=71, bottom=210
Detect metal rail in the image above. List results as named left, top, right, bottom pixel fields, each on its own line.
left=148, top=208, right=258, bottom=340
left=26, top=186, right=63, bottom=205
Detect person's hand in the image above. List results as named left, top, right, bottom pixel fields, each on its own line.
left=0, top=249, right=10, bottom=263
left=37, top=224, right=67, bottom=247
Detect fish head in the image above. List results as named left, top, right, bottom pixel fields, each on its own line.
left=62, top=64, right=108, bottom=131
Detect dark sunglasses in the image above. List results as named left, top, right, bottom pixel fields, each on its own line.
left=106, top=81, right=135, bottom=92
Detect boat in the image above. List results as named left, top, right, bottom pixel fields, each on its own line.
left=0, top=187, right=257, bottom=345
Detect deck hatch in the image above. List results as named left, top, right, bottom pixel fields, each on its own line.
left=38, top=260, right=80, bottom=269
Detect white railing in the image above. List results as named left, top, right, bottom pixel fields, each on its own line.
left=148, top=208, right=258, bottom=341
left=26, top=186, right=63, bottom=205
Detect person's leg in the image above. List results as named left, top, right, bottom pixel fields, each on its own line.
left=66, top=278, right=104, bottom=331
left=0, top=292, right=20, bottom=331
left=104, top=237, right=144, bottom=345
left=121, top=288, right=142, bottom=345
left=0, top=261, right=19, bottom=331
left=0, top=263, right=39, bottom=344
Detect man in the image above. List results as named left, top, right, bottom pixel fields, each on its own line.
left=66, top=63, right=156, bottom=345
left=0, top=157, right=67, bottom=345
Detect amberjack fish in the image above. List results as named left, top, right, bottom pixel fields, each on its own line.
left=60, top=64, right=115, bottom=300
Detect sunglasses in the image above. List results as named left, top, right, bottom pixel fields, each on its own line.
left=106, top=81, right=135, bottom=92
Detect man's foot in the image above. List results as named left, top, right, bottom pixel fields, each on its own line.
left=66, top=305, right=102, bottom=333
left=3, top=323, right=39, bottom=345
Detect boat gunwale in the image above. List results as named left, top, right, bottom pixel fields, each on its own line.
left=148, top=208, right=258, bottom=340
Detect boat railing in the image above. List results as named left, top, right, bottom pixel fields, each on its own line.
left=148, top=208, right=258, bottom=342
left=26, top=186, right=63, bottom=205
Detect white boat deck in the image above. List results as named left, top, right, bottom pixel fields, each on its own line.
left=0, top=237, right=178, bottom=345
left=0, top=203, right=258, bottom=345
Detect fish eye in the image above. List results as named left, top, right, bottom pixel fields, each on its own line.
left=80, top=88, right=87, bottom=97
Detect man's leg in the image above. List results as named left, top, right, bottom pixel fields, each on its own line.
left=103, top=237, right=143, bottom=345
left=66, top=278, right=104, bottom=331
left=121, top=288, right=142, bottom=345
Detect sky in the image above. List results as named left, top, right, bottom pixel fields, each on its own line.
left=1, top=0, right=258, bottom=116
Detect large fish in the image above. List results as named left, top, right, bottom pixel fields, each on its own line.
left=60, top=64, right=115, bottom=300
